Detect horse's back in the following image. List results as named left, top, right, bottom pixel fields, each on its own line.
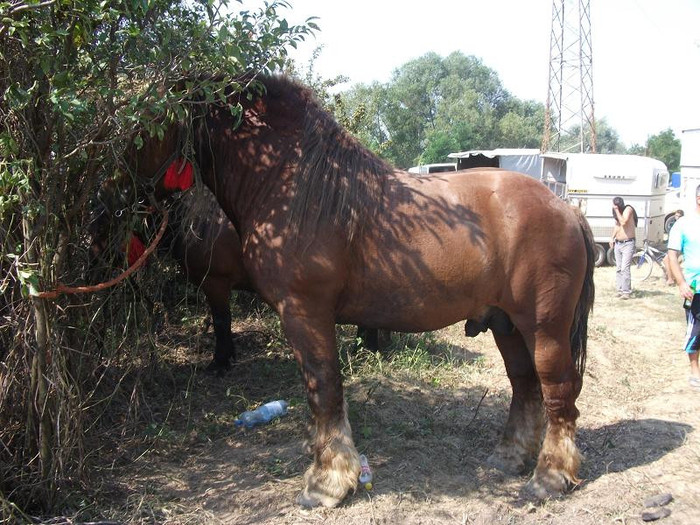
left=338, top=169, right=585, bottom=330
left=389, top=168, right=584, bottom=265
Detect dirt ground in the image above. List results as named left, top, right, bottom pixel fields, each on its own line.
left=103, top=265, right=700, bottom=524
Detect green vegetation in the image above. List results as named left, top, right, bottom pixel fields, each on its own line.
left=629, top=128, right=682, bottom=172
left=334, top=52, right=544, bottom=168
left=328, top=51, right=680, bottom=170
left=0, top=0, right=313, bottom=515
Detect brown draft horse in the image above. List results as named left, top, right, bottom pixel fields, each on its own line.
left=129, top=75, right=595, bottom=507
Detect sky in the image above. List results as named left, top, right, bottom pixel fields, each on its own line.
left=252, top=0, right=700, bottom=147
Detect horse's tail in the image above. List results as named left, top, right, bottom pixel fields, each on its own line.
left=570, top=207, right=595, bottom=377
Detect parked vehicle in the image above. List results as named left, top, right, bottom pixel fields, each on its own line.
left=407, top=162, right=457, bottom=175
left=447, top=149, right=669, bottom=266
left=540, top=153, right=669, bottom=266
left=680, top=128, right=700, bottom=213
left=448, top=148, right=542, bottom=178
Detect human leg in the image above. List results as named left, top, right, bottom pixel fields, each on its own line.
left=618, top=241, right=634, bottom=297
left=683, top=309, right=700, bottom=382
left=614, top=242, right=623, bottom=293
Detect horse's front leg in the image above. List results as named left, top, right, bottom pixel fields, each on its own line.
left=283, top=309, right=359, bottom=508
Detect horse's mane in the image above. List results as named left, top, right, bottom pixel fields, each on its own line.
left=172, top=186, right=228, bottom=248
left=254, top=75, right=395, bottom=242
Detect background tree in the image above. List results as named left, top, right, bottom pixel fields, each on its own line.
left=337, top=52, right=546, bottom=168
left=645, top=128, right=681, bottom=172
left=0, top=0, right=312, bottom=515
left=593, top=118, right=625, bottom=154
left=627, top=129, right=681, bottom=171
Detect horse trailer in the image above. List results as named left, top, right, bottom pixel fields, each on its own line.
left=540, top=153, right=669, bottom=265
left=680, top=128, right=700, bottom=213
left=407, top=162, right=457, bottom=175
left=448, top=149, right=669, bottom=266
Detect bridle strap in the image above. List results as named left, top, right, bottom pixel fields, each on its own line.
left=36, top=209, right=170, bottom=300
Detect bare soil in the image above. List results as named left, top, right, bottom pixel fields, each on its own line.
left=100, top=266, right=700, bottom=524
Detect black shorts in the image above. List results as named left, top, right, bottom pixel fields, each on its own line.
left=684, top=294, right=700, bottom=354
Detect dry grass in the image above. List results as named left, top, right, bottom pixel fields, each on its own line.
left=32, top=266, right=700, bottom=524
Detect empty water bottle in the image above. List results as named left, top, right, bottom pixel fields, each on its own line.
left=234, top=400, right=288, bottom=428
left=358, top=454, right=373, bottom=490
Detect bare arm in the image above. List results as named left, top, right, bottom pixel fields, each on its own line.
left=615, top=206, right=632, bottom=227
left=667, top=249, right=694, bottom=300
left=609, top=224, right=620, bottom=248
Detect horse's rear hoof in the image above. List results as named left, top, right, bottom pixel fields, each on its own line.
left=487, top=449, right=527, bottom=475
left=205, top=360, right=230, bottom=376
left=296, top=488, right=343, bottom=508
left=523, top=469, right=572, bottom=500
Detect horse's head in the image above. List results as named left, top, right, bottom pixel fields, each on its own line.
left=124, top=120, right=196, bottom=201
left=87, top=171, right=153, bottom=276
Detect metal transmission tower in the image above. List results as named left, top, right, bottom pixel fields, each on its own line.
left=542, top=0, right=596, bottom=153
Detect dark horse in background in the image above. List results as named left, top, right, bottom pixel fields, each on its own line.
left=89, top=180, right=252, bottom=372
left=89, top=181, right=386, bottom=372
left=128, top=74, right=595, bottom=507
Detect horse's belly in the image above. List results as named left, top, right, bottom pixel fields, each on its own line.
left=338, top=281, right=486, bottom=332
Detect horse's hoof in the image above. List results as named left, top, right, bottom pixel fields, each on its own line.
left=523, top=469, right=570, bottom=500
left=296, top=487, right=343, bottom=508
left=205, top=360, right=230, bottom=376
left=487, top=449, right=526, bottom=475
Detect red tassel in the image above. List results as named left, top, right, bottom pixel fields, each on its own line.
left=127, top=234, right=146, bottom=267
left=163, top=159, right=194, bottom=191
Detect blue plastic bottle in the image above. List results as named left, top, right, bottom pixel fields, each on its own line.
left=234, top=400, right=288, bottom=428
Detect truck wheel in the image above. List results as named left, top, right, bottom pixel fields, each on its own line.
left=607, top=247, right=616, bottom=266
left=594, top=244, right=606, bottom=267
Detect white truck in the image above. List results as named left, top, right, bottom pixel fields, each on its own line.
left=680, top=128, right=700, bottom=213
left=448, top=149, right=669, bottom=266
left=540, top=153, right=669, bottom=266
left=407, top=162, right=457, bottom=175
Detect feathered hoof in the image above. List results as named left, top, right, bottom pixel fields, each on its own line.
left=296, top=485, right=344, bottom=508
left=296, top=448, right=359, bottom=508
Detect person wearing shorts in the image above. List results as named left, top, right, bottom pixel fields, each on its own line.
left=667, top=184, right=700, bottom=388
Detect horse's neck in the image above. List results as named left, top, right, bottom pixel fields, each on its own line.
left=197, top=115, right=295, bottom=234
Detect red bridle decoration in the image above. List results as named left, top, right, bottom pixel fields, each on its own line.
left=127, top=234, right=146, bottom=267
left=163, top=158, right=194, bottom=191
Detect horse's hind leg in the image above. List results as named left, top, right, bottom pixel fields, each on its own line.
left=527, top=327, right=583, bottom=498
left=283, top=309, right=359, bottom=508
left=201, top=279, right=235, bottom=373
left=489, top=329, right=544, bottom=474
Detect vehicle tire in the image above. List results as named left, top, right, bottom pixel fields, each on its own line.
left=665, top=214, right=678, bottom=234
left=594, top=244, right=607, bottom=267
left=606, top=247, right=616, bottom=266
left=630, top=252, right=653, bottom=282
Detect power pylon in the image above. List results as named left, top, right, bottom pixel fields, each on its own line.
left=542, top=0, right=596, bottom=153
